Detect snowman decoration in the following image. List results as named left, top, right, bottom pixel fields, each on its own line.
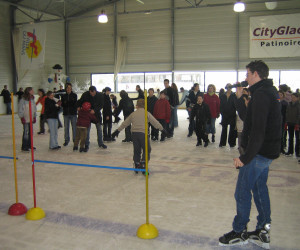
left=48, top=64, right=70, bottom=89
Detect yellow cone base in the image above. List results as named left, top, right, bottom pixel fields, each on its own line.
left=137, top=223, right=159, bottom=239
left=26, top=207, right=46, bottom=221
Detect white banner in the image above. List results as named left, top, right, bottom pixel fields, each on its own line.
left=20, top=23, right=46, bottom=69
left=250, top=13, right=300, bottom=58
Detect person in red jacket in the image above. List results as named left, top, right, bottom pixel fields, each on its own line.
left=73, top=102, right=98, bottom=152
left=153, top=91, right=171, bottom=142
left=204, top=84, right=220, bottom=143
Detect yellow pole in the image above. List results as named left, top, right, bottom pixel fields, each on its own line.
left=144, top=90, right=149, bottom=224
left=136, top=90, right=158, bottom=239
left=11, top=93, right=18, bottom=203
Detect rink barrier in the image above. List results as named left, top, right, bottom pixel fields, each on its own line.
left=34, top=159, right=146, bottom=172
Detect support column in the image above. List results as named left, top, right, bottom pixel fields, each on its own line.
left=171, top=0, right=175, bottom=83
left=65, top=19, right=70, bottom=77
left=114, top=2, right=118, bottom=92
left=236, top=13, right=240, bottom=81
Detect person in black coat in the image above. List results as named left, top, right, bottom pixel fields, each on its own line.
left=1, top=85, right=12, bottom=114
left=102, top=87, right=114, bottom=141
left=114, top=90, right=135, bottom=142
left=131, top=85, right=145, bottom=101
left=219, top=60, right=282, bottom=247
left=163, top=79, right=179, bottom=137
left=76, top=86, right=107, bottom=150
left=219, top=84, right=237, bottom=147
left=15, top=87, right=24, bottom=102
left=61, top=83, right=77, bottom=146
left=278, top=90, right=288, bottom=153
left=45, top=91, right=61, bottom=150
left=187, top=83, right=202, bottom=137
left=190, top=95, right=211, bottom=147
left=147, top=88, right=159, bottom=140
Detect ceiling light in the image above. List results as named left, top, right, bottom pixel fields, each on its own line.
left=98, top=10, right=108, bottom=23
left=234, top=1, right=245, bottom=12
left=265, top=2, right=277, bottom=10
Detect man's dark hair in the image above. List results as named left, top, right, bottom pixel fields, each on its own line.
left=164, top=79, right=169, bottom=83
left=292, top=92, right=299, bottom=98
left=193, top=83, right=199, bottom=88
left=66, top=83, right=72, bottom=88
left=89, top=86, right=97, bottom=92
left=246, top=60, right=269, bottom=79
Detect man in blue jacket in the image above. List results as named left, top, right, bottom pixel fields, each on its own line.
left=219, top=60, right=282, bottom=249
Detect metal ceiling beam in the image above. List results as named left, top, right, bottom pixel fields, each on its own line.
left=69, top=0, right=120, bottom=18
left=0, top=0, right=62, bottom=18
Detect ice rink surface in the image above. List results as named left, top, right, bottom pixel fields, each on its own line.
left=0, top=110, right=299, bottom=250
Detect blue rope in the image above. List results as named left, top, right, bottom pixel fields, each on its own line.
left=0, top=156, right=18, bottom=160
left=34, top=159, right=146, bottom=172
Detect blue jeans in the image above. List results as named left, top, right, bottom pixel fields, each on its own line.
left=233, top=154, right=273, bottom=232
left=168, top=107, right=175, bottom=136
left=22, top=123, right=31, bottom=150
left=206, top=118, right=216, bottom=134
left=47, top=119, right=58, bottom=149
left=85, top=122, right=104, bottom=148
left=6, top=102, right=12, bottom=114
left=173, top=106, right=178, bottom=128
left=64, top=115, right=77, bottom=144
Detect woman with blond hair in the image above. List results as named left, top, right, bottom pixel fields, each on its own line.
left=204, top=84, right=220, bottom=143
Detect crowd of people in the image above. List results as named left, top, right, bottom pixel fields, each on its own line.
left=1, top=71, right=299, bottom=165
left=1, top=60, right=300, bottom=248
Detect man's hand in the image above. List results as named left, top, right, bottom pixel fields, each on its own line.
left=90, top=109, right=95, bottom=114
left=236, top=86, right=243, bottom=99
left=233, top=158, right=244, bottom=169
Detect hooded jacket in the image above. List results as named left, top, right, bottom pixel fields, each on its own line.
left=239, top=79, right=282, bottom=165
left=18, top=97, right=37, bottom=123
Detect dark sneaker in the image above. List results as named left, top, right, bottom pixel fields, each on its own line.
left=285, top=152, right=293, bottom=157
left=79, top=148, right=85, bottom=152
left=37, top=132, right=45, bottom=135
left=196, top=141, right=202, bottom=146
left=160, top=138, right=165, bottom=142
left=219, top=229, right=248, bottom=246
left=298, top=159, right=300, bottom=164
left=248, top=224, right=270, bottom=249
left=22, top=148, right=30, bottom=152
left=73, top=146, right=78, bottom=151
left=204, top=141, right=208, bottom=147
left=63, top=142, right=68, bottom=146
left=187, top=134, right=192, bottom=137
left=99, top=144, right=107, bottom=149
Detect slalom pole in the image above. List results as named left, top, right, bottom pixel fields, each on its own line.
left=26, top=98, right=45, bottom=220
left=136, top=90, right=159, bottom=239
left=8, top=93, right=27, bottom=216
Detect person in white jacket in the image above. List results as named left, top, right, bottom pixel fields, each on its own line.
left=18, top=87, right=37, bottom=152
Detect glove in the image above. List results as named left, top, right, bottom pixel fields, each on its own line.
left=21, top=118, right=26, bottom=124
left=33, top=117, right=36, bottom=124
left=114, top=116, right=121, bottom=124
left=111, top=129, right=120, bottom=139
left=295, top=124, right=299, bottom=131
left=284, top=123, right=288, bottom=131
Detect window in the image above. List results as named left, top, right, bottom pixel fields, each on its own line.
left=174, top=72, right=204, bottom=92
left=91, top=74, right=114, bottom=92
left=205, top=71, right=237, bottom=92
left=280, top=71, right=300, bottom=92
left=145, top=72, right=172, bottom=92
left=118, top=73, right=144, bottom=92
